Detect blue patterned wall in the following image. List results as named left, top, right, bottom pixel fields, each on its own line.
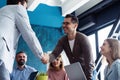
left=0, top=0, right=64, bottom=72
left=0, top=0, right=6, bottom=8
left=17, top=25, right=64, bottom=72
left=28, top=3, right=64, bottom=28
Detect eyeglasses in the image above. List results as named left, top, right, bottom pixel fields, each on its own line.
left=62, top=22, right=71, bottom=25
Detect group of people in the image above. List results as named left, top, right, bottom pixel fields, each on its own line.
left=43, top=14, right=95, bottom=80
left=0, top=0, right=120, bottom=80
left=10, top=51, right=69, bottom=80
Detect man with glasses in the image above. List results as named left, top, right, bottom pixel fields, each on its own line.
left=42, top=14, right=95, bottom=80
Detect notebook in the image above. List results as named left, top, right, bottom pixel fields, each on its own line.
left=65, top=62, right=87, bottom=80
left=28, top=71, right=38, bottom=80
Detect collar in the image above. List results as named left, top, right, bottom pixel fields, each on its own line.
left=16, top=65, right=27, bottom=70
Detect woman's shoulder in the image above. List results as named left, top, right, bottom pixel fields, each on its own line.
left=113, top=59, right=120, bottom=64
left=112, top=59, right=120, bottom=68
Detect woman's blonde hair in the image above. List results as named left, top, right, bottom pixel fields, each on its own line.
left=106, top=38, right=120, bottom=60
left=49, top=55, right=64, bottom=70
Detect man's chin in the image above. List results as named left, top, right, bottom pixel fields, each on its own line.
left=18, top=62, right=25, bottom=66
left=19, top=64, right=25, bottom=66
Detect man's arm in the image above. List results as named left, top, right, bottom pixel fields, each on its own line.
left=41, top=38, right=64, bottom=64
left=80, top=33, right=95, bottom=80
left=15, top=5, right=43, bottom=60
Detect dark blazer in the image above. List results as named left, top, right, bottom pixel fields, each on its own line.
left=50, top=32, right=95, bottom=80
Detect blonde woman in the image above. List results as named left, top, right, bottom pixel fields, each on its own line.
left=100, top=38, right=120, bottom=80
left=47, top=55, right=69, bottom=80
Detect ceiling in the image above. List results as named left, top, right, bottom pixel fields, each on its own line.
left=0, top=0, right=119, bottom=28
left=27, top=0, right=104, bottom=16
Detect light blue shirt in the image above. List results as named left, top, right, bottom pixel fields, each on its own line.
left=11, top=65, right=37, bottom=80
left=104, top=59, right=120, bottom=80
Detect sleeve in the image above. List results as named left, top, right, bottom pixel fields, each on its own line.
left=47, top=70, right=52, bottom=80
left=15, top=5, right=43, bottom=60
left=115, top=62, right=120, bottom=80
left=79, top=33, right=95, bottom=80
left=49, top=38, right=64, bottom=62
left=64, top=71, right=69, bottom=80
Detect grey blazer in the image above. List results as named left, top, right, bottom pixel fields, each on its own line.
left=0, top=5, right=43, bottom=73
left=104, top=59, right=120, bottom=80
left=50, top=32, right=95, bottom=80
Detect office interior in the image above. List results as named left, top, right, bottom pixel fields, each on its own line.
left=0, top=0, right=120, bottom=80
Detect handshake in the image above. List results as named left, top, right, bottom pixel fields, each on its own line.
left=41, top=53, right=50, bottom=64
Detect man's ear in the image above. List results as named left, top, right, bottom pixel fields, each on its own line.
left=74, top=23, right=78, bottom=28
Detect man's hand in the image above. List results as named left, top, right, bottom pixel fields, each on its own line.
left=41, top=53, right=49, bottom=64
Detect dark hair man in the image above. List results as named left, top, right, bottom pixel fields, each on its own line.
left=11, top=51, right=37, bottom=80
left=42, top=14, right=95, bottom=80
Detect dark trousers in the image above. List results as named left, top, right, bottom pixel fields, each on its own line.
left=0, top=59, right=10, bottom=80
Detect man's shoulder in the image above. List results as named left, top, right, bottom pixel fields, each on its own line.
left=25, top=65, right=37, bottom=71
left=25, top=65, right=35, bottom=69
left=77, top=32, right=87, bottom=36
left=1, top=5, right=18, bottom=9
left=0, top=5, right=25, bottom=15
